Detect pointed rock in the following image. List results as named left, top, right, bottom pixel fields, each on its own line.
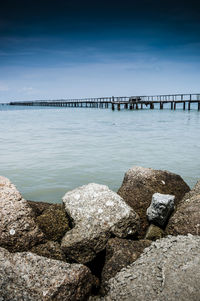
left=0, top=176, right=44, bottom=251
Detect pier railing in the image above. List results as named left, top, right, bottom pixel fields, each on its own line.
left=9, top=93, right=200, bottom=111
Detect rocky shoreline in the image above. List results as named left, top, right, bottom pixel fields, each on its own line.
left=0, top=166, right=199, bottom=300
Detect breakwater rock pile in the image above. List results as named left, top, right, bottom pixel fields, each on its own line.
left=0, top=166, right=199, bottom=300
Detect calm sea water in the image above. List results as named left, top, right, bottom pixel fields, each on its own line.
left=0, top=103, right=200, bottom=203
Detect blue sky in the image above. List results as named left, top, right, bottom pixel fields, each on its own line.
left=0, top=0, right=200, bottom=102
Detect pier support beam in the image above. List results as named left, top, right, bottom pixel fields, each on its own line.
left=160, top=102, right=163, bottom=109
left=198, top=102, right=200, bottom=111
left=188, top=102, right=191, bottom=110
left=183, top=102, right=185, bottom=110
left=150, top=103, right=154, bottom=109
left=174, top=102, right=176, bottom=110
left=117, top=103, right=120, bottom=110
left=112, top=103, right=115, bottom=111
left=130, top=104, right=133, bottom=110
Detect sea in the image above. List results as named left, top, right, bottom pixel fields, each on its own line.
left=0, top=103, right=200, bottom=203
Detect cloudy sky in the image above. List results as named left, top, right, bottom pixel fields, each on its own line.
left=0, top=0, right=200, bottom=102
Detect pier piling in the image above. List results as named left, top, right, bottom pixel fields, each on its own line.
left=9, top=93, right=200, bottom=112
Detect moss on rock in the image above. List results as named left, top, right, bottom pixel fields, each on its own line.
left=27, top=200, right=52, bottom=217
left=145, top=224, right=164, bottom=241
left=36, top=204, right=71, bottom=242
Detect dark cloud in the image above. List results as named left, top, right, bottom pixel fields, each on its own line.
left=0, top=0, right=200, bottom=97
left=1, top=0, right=200, bottom=37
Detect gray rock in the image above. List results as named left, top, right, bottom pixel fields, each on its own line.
left=0, top=176, right=44, bottom=251
left=0, top=247, right=94, bottom=300
left=147, top=193, right=175, bottom=227
left=61, top=183, right=140, bottom=263
left=100, top=235, right=200, bottom=301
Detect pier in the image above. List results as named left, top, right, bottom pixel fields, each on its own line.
left=9, top=93, right=200, bottom=111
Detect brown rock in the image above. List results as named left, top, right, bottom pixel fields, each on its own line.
left=36, top=204, right=71, bottom=242
left=181, top=180, right=200, bottom=202
left=145, top=224, right=164, bottom=240
left=101, top=238, right=151, bottom=293
left=166, top=193, right=200, bottom=236
left=27, top=200, right=52, bottom=217
left=0, top=176, right=44, bottom=252
left=118, top=166, right=190, bottom=237
left=0, top=247, right=94, bottom=300
left=30, top=241, right=66, bottom=261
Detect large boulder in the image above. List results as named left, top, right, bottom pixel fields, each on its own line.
left=101, top=238, right=151, bottom=294
left=100, top=235, right=200, bottom=301
left=118, top=166, right=190, bottom=237
left=0, top=176, right=44, bottom=252
left=0, top=247, right=94, bottom=300
left=166, top=180, right=200, bottom=236
left=61, top=183, right=140, bottom=263
left=36, top=204, right=71, bottom=242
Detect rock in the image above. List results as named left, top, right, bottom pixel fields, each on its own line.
left=166, top=193, right=200, bottom=236
left=0, top=176, right=44, bottom=252
left=27, top=200, right=52, bottom=217
left=36, top=204, right=71, bottom=242
left=145, top=224, right=164, bottom=240
left=118, top=166, right=190, bottom=237
left=146, top=193, right=175, bottom=227
left=102, top=235, right=200, bottom=301
left=101, top=238, right=151, bottom=293
left=30, top=241, right=66, bottom=261
left=181, top=179, right=200, bottom=201
left=61, top=183, right=140, bottom=263
left=0, top=247, right=94, bottom=300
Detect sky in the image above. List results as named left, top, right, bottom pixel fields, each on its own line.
left=0, top=0, right=200, bottom=102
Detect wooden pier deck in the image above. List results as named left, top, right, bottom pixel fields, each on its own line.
left=9, top=93, right=200, bottom=111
